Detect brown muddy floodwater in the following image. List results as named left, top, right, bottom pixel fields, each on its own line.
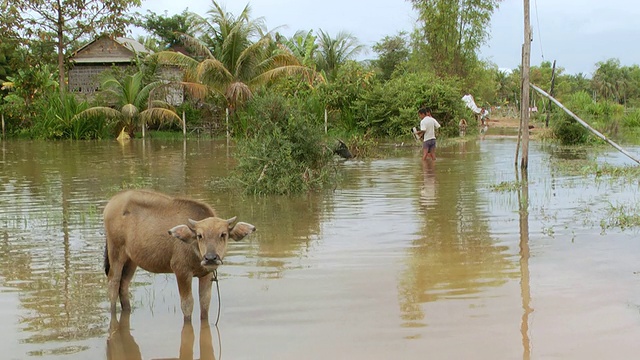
left=1, top=136, right=640, bottom=359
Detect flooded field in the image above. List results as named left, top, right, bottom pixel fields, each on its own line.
left=0, top=136, right=639, bottom=359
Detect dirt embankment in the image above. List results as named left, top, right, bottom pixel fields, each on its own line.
left=483, top=115, right=551, bottom=138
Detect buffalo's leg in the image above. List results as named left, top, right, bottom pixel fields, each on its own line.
left=198, top=273, right=214, bottom=320
left=106, top=246, right=125, bottom=314
left=176, top=273, right=194, bottom=322
left=119, top=260, right=137, bottom=311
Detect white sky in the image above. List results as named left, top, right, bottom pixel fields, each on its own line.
left=134, top=0, right=640, bottom=76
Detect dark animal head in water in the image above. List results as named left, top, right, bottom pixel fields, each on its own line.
left=334, top=139, right=353, bottom=159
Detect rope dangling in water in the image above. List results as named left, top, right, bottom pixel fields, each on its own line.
left=212, top=269, right=221, bottom=326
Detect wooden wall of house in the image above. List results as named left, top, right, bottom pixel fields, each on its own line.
left=68, top=64, right=110, bottom=94
left=73, top=37, right=133, bottom=62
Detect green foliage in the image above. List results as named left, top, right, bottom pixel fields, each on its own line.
left=154, top=1, right=316, bottom=113
left=137, top=9, right=193, bottom=48
left=1, top=63, right=58, bottom=133
left=25, top=92, right=114, bottom=139
left=316, top=61, right=375, bottom=133
left=233, top=93, right=337, bottom=195
left=551, top=91, right=591, bottom=145
left=372, top=32, right=410, bottom=81
left=76, top=70, right=181, bottom=137
left=622, top=109, right=640, bottom=128
left=351, top=71, right=466, bottom=138
left=316, top=30, right=365, bottom=82
left=410, top=0, right=501, bottom=79
left=2, top=0, right=142, bottom=93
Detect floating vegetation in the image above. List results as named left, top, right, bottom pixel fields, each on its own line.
left=600, top=202, right=640, bottom=231
left=591, top=163, right=640, bottom=179
left=489, top=181, right=523, bottom=192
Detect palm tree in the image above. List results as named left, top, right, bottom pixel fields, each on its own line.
left=154, top=1, right=317, bottom=119
left=315, top=30, right=365, bottom=81
left=74, top=71, right=181, bottom=138
left=277, top=30, right=318, bottom=68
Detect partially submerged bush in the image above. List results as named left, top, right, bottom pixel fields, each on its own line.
left=552, top=113, right=590, bottom=145
left=233, top=94, right=337, bottom=195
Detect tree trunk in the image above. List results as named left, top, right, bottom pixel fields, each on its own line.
left=57, top=0, right=65, bottom=95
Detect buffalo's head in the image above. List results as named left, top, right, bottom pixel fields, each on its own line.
left=168, top=217, right=256, bottom=270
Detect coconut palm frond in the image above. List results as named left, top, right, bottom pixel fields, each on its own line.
left=74, top=107, right=122, bottom=120
left=155, top=50, right=201, bottom=71
left=176, top=33, right=215, bottom=59
left=180, top=81, right=216, bottom=100
left=120, top=72, right=145, bottom=105
left=235, top=36, right=270, bottom=77
left=135, top=81, right=165, bottom=109
left=148, top=100, right=175, bottom=109
left=121, top=103, right=139, bottom=119
left=225, top=81, right=252, bottom=107
left=140, top=107, right=183, bottom=126
left=252, top=65, right=319, bottom=86
left=197, top=58, right=233, bottom=86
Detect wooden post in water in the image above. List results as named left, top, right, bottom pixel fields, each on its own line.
left=519, top=0, right=532, bottom=170
left=545, top=60, right=557, bottom=128
left=182, top=111, right=186, bottom=137
left=226, top=107, right=230, bottom=149
left=1, top=113, right=4, bottom=139
left=324, top=108, right=328, bottom=134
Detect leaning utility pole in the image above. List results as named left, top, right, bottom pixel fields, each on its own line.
left=519, top=0, right=532, bottom=170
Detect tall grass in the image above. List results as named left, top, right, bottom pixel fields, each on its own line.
left=29, top=93, right=113, bottom=139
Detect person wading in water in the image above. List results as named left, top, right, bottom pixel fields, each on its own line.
left=417, top=108, right=441, bottom=161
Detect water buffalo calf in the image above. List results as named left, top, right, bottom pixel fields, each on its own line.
left=103, top=189, right=255, bottom=321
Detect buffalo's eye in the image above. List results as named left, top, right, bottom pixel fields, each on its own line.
left=197, top=233, right=203, bottom=240
left=221, top=232, right=227, bottom=239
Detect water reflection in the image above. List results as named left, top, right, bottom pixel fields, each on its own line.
left=2, top=139, right=640, bottom=358
left=227, top=193, right=330, bottom=279
left=107, top=312, right=217, bottom=360
left=518, top=169, right=532, bottom=360
left=0, top=179, right=106, bottom=354
left=398, top=142, right=516, bottom=328
left=419, top=160, right=437, bottom=208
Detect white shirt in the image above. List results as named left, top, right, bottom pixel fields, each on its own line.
left=420, top=115, right=441, bottom=141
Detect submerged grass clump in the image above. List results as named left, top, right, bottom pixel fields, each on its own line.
left=600, top=202, right=640, bottom=231
left=591, top=163, right=640, bottom=179
left=489, top=181, right=523, bottom=192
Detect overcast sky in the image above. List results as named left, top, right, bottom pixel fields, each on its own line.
left=135, top=0, right=640, bottom=76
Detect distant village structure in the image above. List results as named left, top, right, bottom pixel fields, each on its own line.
left=68, top=35, right=149, bottom=95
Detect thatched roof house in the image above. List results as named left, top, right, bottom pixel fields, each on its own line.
left=68, top=35, right=150, bottom=95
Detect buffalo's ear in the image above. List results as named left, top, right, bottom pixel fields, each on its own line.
left=168, top=225, right=196, bottom=242
left=229, top=221, right=256, bottom=241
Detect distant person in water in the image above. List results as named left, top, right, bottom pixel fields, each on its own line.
left=418, top=108, right=441, bottom=161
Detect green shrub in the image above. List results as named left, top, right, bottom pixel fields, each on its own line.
left=622, top=109, right=640, bottom=128
left=233, top=93, right=337, bottom=195
left=351, top=71, right=465, bottom=138
left=552, top=112, right=590, bottom=145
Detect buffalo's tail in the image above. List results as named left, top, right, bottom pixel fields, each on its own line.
left=104, top=243, right=110, bottom=276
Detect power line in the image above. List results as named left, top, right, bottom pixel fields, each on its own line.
left=534, top=0, right=544, bottom=61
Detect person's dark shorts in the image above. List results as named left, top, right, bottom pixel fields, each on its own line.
left=423, top=138, right=436, bottom=152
